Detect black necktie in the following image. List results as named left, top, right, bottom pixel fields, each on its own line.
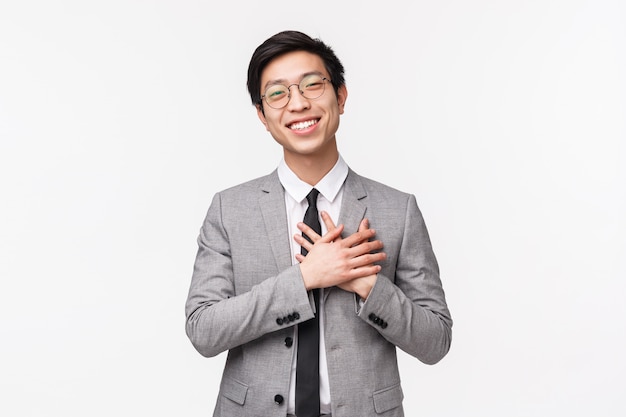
left=295, top=188, right=321, bottom=417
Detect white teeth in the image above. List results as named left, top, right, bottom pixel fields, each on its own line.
left=289, top=119, right=317, bottom=130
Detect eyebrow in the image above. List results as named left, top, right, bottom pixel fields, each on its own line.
left=263, top=71, right=325, bottom=90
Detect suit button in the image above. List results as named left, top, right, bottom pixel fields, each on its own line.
left=287, top=314, right=294, bottom=322
left=276, top=318, right=283, bottom=325
left=368, top=313, right=377, bottom=322
left=274, top=394, right=284, bottom=404
left=293, top=312, right=300, bottom=320
left=285, top=337, right=293, bottom=347
left=381, top=321, right=388, bottom=329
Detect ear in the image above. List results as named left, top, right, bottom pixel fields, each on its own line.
left=256, top=104, right=269, bottom=131
left=337, top=85, right=348, bottom=115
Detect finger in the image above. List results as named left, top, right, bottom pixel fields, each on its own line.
left=323, top=223, right=344, bottom=242
left=358, top=218, right=369, bottom=233
left=321, top=211, right=342, bottom=240
left=347, top=251, right=387, bottom=270
left=342, top=228, right=378, bottom=248
left=347, top=239, right=385, bottom=258
left=293, top=233, right=314, bottom=253
left=352, top=218, right=370, bottom=247
left=294, top=223, right=345, bottom=251
left=296, top=222, right=322, bottom=242
left=343, top=264, right=382, bottom=280
left=296, top=221, right=344, bottom=244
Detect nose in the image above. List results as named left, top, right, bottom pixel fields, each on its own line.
left=285, top=83, right=310, bottom=111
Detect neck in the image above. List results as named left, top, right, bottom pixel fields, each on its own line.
left=284, top=148, right=339, bottom=186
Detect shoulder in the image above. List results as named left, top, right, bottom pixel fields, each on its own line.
left=215, top=170, right=279, bottom=198
left=347, top=169, right=412, bottom=203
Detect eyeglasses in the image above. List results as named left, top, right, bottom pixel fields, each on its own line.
left=261, top=74, right=330, bottom=109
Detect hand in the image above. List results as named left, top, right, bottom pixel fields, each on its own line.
left=294, top=212, right=385, bottom=299
left=336, top=217, right=380, bottom=299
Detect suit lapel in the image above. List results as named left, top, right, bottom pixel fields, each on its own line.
left=338, top=169, right=368, bottom=235
left=259, top=171, right=293, bottom=272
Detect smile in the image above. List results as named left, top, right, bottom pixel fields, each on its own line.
left=288, top=119, right=319, bottom=131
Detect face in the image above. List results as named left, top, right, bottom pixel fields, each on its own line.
left=256, top=51, right=347, bottom=164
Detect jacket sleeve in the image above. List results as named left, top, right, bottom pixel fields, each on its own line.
left=184, top=192, right=314, bottom=358
left=358, top=194, right=453, bottom=365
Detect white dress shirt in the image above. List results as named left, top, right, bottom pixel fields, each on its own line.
left=277, top=155, right=349, bottom=415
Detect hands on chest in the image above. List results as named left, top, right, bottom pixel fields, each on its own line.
left=295, top=213, right=386, bottom=300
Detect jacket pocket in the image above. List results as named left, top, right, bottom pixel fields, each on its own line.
left=373, top=383, right=404, bottom=414
left=221, top=377, right=248, bottom=405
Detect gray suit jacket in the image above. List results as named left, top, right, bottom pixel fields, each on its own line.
left=185, top=169, right=452, bottom=417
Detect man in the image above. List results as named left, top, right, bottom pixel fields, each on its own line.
left=185, top=30, right=452, bottom=417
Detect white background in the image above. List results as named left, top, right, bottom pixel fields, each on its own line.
left=1, top=1, right=625, bottom=416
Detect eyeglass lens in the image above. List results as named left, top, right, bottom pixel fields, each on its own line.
left=263, top=74, right=327, bottom=109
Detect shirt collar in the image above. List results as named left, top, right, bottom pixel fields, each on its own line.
left=277, top=155, right=349, bottom=203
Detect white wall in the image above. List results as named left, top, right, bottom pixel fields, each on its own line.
left=1, top=1, right=624, bottom=415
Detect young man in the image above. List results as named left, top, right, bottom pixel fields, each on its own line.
left=185, top=30, right=452, bottom=417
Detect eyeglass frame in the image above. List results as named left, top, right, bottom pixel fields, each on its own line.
left=261, top=74, right=331, bottom=109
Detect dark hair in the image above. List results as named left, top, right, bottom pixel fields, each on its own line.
left=247, top=30, right=346, bottom=108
